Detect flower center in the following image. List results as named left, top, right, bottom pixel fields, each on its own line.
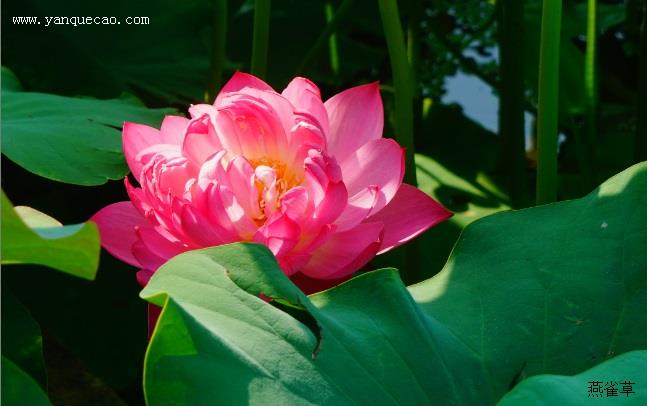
left=248, top=157, right=303, bottom=224
left=249, top=157, right=301, bottom=186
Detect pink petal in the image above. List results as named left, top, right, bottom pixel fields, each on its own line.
left=179, top=204, right=235, bottom=246
left=278, top=254, right=312, bottom=276
left=130, top=143, right=183, bottom=184
left=281, top=77, right=329, bottom=136
left=137, top=269, right=154, bottom=287
left=136, top=227, right=187, bottom=261
left=340, top=138, right=404, bottom=213
left=215, top=72, right=275, bottom=107
left=286, top=120, right=327, bottom=166
left=368, top=184, right=453, bottom=254
left=196, top=150, right=228, bottom=188
left=132, top=240, right=168, bottom=272
left=156, top=158, right=194, bottom=198
left=324, top=82, right=383, bottom=162
left=303, top=150, right=347, bottom=228
left=91, top=202, right=146, bottom=268
left=254, top=214, right=301, bottom=264
left=124, top=177, right=152, bottom=216
left=311, top=181, right=347, bottom=227
left=334, top=186, right=379, bottom=231
left=301, top=222, right=384, bottom=279
left=182, top=114, right=223, bottom=166
left=280, top=186, right=309, bottom=222
left=159, top=115, right=190, bottom=143
left=188, top=103, right=216, bottom=120
left=226, top=156, right=263, bottom=219
left=215, top=97, right=291, bottom=160
left=123, top=118, right=185, bottom=180
left=123, top=123, right=160, bottom=180
left=211, top=184, right=259, bottom=239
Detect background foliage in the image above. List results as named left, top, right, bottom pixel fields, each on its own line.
left=1, top=0, right=646, bottom=404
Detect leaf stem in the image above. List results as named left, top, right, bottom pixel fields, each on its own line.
left=535, top=0, right=562, bottom=205
left=207, top=0, right=228, bottom=102
left=581, top=0, right=597, bottom=187
left=378, top=0, right=417, bottom=186
left=251, top=0, right=271, bottom=78
left=636, top=0, right=647, bottom=162
left=325, top=2, right=340, bottom=79
left=407, top=0, right=423, bottom=150
left=296, top=0, right=354, bottom=76
left=497, top=0, right=527, bottom=206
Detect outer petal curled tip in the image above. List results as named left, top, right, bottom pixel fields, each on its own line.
left=368, top=183, right=453, bottom=254
left=90, top=202, right=147, bottom=268
left=324, top=81, right=383, bottom=162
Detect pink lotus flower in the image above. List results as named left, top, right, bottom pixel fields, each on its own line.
left=92, top=73, right=451, bottom=290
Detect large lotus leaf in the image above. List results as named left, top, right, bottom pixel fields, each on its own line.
left=141, top=244, right=488, bottom=405
left=1, top=68, right=174, bottom=185
left=410, top=161, right=647, bottom=399
left=498, top=350, right=647, bottom=405
left=141, top=162, right=646, bottom=404
left=1, top=191, right=99, bottom=279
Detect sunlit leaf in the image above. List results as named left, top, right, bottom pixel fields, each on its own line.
left=411, top=162, right=647, bottom=399
left=1, top=191, right=99, bottom=279
left=498, top=350, right=647, bottom=405
left=1, top=68, right=175, bottom=185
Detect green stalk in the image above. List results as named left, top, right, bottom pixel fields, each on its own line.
left=378, top=0, right=417, bottom=186
left=251, top=0, right=271, bottom=78
left=206, top=0, right=228, bottom=102
left=497, top=0, right=527, bottom=207
left=535, top=0, right=562, bottom=205
left=636, top=0, right=647, bottom=162
left=407, top=0, right=423, bottom=154
left=407, top=0, right=422, bottom=85
left=584, top=0, right=597, bottom=127
left=296, top=0, right=354, bottom=75
left=325, top=2, right=340, bottom=78
left=581, top=0, right=597, bottom=187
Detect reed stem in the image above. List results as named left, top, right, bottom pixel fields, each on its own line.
left=251, top=0, right=271, bottom=78
left=497, top=0, right=527, bottom=206
left=535, top=0, right=562, bottom=205
left=378, top=0, right=417, bottom=186
left=206, top=0, right=228, bottom=102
